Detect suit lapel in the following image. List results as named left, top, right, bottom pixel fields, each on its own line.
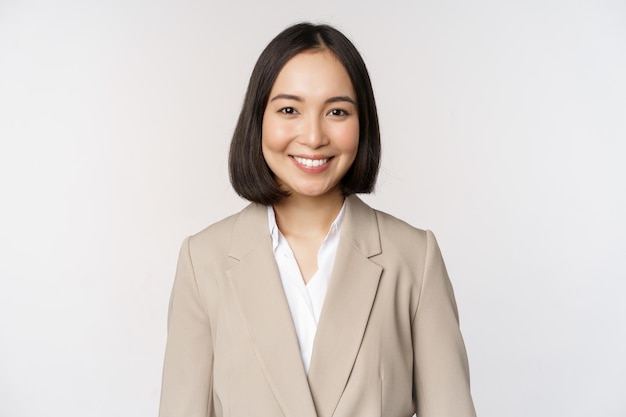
left=307, top=195, right=383, bottom=417
left=226, top=203, right=318, bottom=417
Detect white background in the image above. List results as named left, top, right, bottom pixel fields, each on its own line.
left=1, top=0, right=625, bottom=416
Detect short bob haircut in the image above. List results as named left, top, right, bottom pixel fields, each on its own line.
left=228, top=22, right=381, bottom=205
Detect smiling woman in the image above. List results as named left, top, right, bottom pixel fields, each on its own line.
left=159, top=22, right=477, bottom=417
left=261, top=50, right=359, bottom=202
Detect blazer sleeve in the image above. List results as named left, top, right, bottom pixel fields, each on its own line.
left=159, top=237, right=215, bottom=417
left=412, top=230, right=476, bottom=417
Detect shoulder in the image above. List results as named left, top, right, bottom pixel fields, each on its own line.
left=373, top=209, right=438, bottom=270
left=373, top=208, right=428, bottom=245
left=185, top=202, right=267, bottom=258
left=344, top=195, right=436, bottom=262
left=352, top=196, right=429, bottom=246
left=344, top=195, right=433, bottom=251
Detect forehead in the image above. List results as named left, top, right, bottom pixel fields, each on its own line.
left=270, top=50, right=355, bottom=97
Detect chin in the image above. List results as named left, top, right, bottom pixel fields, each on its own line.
left=294, top=190, right=328, bottom=198
left=293, top=186, right=341, bottom=199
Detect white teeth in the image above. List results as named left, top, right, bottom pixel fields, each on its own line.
left=294, top=156, right=329, bottom=167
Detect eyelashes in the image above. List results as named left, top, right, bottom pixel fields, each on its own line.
left=328, top=108, right=349, bottom=117
left=277, top=107, right=351, bottom=117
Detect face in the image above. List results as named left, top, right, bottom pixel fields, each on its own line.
left=262, top=50, right=359, bottom=201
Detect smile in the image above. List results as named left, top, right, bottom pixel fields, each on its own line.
left=292, top=156, right=331, bottom=167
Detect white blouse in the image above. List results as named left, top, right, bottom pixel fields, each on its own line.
left=267, top=203, right=346, bottom=374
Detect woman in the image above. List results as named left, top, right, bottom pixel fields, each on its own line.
left=159, top=23, right=476, bottom=417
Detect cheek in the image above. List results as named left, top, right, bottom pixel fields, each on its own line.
left=334, top=121, right=359, bottom=154
left=261, top=116, right=275, bottom=151
left=262, top=114, right=296, bottom=152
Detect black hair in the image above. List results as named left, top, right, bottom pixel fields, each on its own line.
left=228, top=22, right=381, bottom=205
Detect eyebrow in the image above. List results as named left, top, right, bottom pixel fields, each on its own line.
left=269, top=93, right=356, bottom=105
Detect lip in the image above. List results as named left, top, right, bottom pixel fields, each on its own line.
left=290, top=155, right=333, bottom=173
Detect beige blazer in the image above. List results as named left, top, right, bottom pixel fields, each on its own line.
left=159, top=195, right=476, bottom=417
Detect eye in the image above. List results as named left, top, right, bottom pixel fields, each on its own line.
left=328, top=108, right=349, bottom=117
left=279, top=107, right=298, bottom=115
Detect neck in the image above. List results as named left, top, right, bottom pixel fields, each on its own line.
left=272, top=190, right=345, bottom=238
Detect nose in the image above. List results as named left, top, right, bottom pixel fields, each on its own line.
left=299, top=116, right=329, bottom=149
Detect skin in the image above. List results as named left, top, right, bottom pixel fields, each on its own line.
left=262, top=49, right=359, bottom=283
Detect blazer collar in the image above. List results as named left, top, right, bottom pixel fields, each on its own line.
left=226, top=195, right=383, bottom=417
left=227, top=194, right=380, bottom=258
left=307, top=195, right=383, bottom=417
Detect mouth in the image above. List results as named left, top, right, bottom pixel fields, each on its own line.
left=292, top=156, right=332, bottom=168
